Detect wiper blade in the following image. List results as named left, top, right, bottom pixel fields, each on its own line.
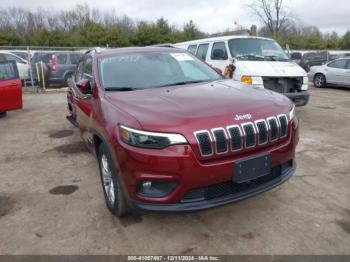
left=157, top=80, right=208, bottom=88
left=236, top=54, right=265, bottom=60
left=264, top=55, right=289, bottom=61
left=104, top=87, right=137, bottom=92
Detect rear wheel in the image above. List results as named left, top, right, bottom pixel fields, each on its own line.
left=314, top=74, right=326, bottom=88
left=97, top=143, right=129, bottom=217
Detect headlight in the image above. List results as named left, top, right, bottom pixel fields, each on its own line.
left=119, top=125, right=187, bottom=149
left=289, top=104, right=296, bottom=121
left=241, top=76, right=264, bottom=86
left=302, top=76, right=309, bottom=91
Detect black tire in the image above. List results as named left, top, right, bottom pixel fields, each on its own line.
left=0, top=112, right=7, bottom=118
left=314, top=73, right=326, bottom=88
left=97, top=143, right=129, bottom=217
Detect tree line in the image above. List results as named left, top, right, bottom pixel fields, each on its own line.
left=0, top=4, right=349, bottom=50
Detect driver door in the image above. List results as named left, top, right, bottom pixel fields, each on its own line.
left=73, top=55, right=95, bottom=146
left=0, top=60, right=22, bottom=113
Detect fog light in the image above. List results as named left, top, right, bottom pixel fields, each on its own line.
left=138, top=181, right=177, bottom=198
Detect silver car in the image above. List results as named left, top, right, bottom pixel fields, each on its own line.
left=308, top=58, right=350, bottom=88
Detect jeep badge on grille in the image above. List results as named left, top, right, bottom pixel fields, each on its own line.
left=235, top=114, right=252, bottom=121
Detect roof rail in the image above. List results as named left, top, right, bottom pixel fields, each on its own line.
left=85, top=47, right=106, bottom=54
left=150, top=43, right=175, bottom=48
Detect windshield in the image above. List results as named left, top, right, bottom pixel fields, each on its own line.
left=99, top=52, right=222, bottom=90
left=228, top=38, right=289, bottom=61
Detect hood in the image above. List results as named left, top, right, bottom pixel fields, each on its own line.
left=237, top=61, right=307, bottom=77
left=105, top=80, right=292, bottom=134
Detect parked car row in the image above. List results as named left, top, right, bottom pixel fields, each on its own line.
left=0, top=49, right=83, bottom=87
left=291, top=50, right=350, bottom=72
left=308, top=57, right=350, bottom=88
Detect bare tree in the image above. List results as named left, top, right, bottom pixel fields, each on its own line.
left=249, top=0, right=289, bottom=37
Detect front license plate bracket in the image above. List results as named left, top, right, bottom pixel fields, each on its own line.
left=233, top=153, right=271, bottom=184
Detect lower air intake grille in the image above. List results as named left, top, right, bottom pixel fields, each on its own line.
left=195, top=131, right=212, bottom=156
left=181, top=162, right=293, bottom=203
left=212, top=129, right=228, bottom=154
left=242, top=123, right=256, bottom=148
left=278, top=115, right=288, bottom=138
left=268, top=118, right=279, bottom=141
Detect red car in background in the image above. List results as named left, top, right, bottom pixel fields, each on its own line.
left=0, top=60, right=22, bottom=117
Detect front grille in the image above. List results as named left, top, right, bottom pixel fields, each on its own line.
left=227, top=125, right=242, bottom=151
left=262, top=77, right=303, bottom=93
left=242, top=123, right=256, bottom=148
left=195, top=131, right=212, bottom=156
left=194, top=114, right=289, bottom=157
left=255, top=120, right=268, bottom=145
left=278, top=115, right=288, bottom=138
left=181, top=161, right=293, bottom=203
left=212, top=129, right=228, bottom=154
left=267, top=117, right=279, bottom=141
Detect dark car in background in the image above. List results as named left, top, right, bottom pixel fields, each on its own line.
left=32, top=51, right=82, bottom=86
left=300, top=51, right=331, bottom=72
left=291, top=52, right=303, bottom=65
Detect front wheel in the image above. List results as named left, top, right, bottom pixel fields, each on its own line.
left=98, top=143, right=129, bottom=217
left=314, top=74, right=326, bottom=88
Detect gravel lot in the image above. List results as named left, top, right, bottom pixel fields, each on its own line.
left=0, top=86, right=349, bottom=255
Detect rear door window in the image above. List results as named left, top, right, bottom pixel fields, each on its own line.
left=196, top=44, right=209, bottom=60
left=57, top=54, right=68, bottom=65
left=187, top=45, right=198, bottom=55
left=211, top=42, right=228, bottom=60
left=328, top=59, right=347, bottom=69
left=346, top=60, right=350, bottom=69
left=3, top=54, right=22, bottom=63
left=0, top=61, right=19, bottom=81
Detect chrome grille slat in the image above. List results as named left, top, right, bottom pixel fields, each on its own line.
left=255, top=120, right=268, bottom=145
left=227, top=125, right=243, bottom=152
left=212, top=128, right=228, bottom=154
left=194, top=115, right=289, bottom=157
left=278, top=114, right=288, bottom=138
left=194, top=131, right=213, bottom=156
left=242, top=123, right=256, bottom=148
left=267, top=117, right=279, bottom=142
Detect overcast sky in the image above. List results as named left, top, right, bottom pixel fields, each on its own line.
left=2, top=0, right=350, bottom=35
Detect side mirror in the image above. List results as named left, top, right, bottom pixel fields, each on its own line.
left=76, top=79, right=92, bottom=94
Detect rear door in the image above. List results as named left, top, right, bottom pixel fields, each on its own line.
left=326, top=59, right=348, bottom=85
left=0, top=61, right=22, bottom=112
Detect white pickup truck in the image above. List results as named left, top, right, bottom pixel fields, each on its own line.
left=175, top=36, right=310, bottom=106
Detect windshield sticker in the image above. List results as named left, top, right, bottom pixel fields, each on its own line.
left=170, top=53, right=194, bottom=61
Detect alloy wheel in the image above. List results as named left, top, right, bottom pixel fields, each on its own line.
left=100, top=154, right=115, bottom=205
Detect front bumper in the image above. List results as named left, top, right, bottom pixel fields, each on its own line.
left=128, top=162, right=296, bottom=213
left=114, top=120, right=299, bottom=213
left=285, top=91, right=310, bottom=107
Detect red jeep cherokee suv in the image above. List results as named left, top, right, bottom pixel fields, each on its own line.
left=67, top=47, right=298, bottom=216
